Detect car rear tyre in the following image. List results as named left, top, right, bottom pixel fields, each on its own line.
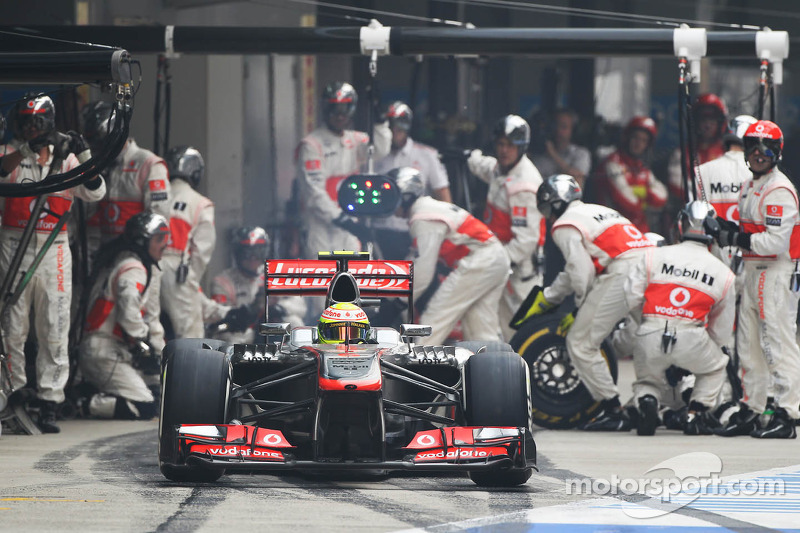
left=510, top=313, right=618, bottom=430
left=159, top=347, right=231, bottom=482
left=454, top=340, right=514, bottom=355
left=464, top=351, right=533, bottom=487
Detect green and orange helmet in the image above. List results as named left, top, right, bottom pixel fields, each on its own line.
left=318, top=302, right=370, bottom=344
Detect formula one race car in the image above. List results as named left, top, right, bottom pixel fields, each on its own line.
left=158, top=250, right=535, bottom=487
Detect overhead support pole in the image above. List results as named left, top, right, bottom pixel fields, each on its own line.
left=674, top=26, right=707, bottom=203
left=0, top=26, right=779, bottom=59
left=0, top=49, right=131, bottom=85
left=756, top=28, right=789, bottom=85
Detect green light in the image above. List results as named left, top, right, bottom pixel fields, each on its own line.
left=372, top=198, right=379, bottom=204
left=357, top=190, right=365, bottom=196
left=350, top=182, right=358, bottom=189
left=372, top=190, right=379, bottom=197
left=357, top=198, right=365, bottom=204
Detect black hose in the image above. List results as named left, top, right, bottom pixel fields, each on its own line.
left=0, top=103, right=131, bottom=197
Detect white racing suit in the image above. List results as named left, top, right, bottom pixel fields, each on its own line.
left=626, top=240, right=735, bottom=409
left=409, top=196, right=510, bottom=345
left=0, top=141, right=105, bottom=403
left=468, top=152, right=544, bottom=339
left=87, top=139, right=171, bottom=253
left=211, top=266, right=306, bottom=343
left=667, top=143, right=726, bottom=200
left=737, top=168, right=800, bottom=420
left=296, top=124, right=390, bottom=258
left=79, top=252, right=164, bottom=418
left=160, top=179, right=227, bottom=339
left=543, top=201, right=654, bottom=401
left=697, top=150, right=751, bottom=273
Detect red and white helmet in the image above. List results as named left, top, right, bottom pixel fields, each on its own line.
left=386, top=101, right=413, bottom=131
left=743, top=120, right=783, bottom=168
left=624, top=116, right=658, bottom=146
left=693, top=93, right=728, bottom=137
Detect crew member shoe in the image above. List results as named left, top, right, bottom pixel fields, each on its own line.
left=636, top=395, right=659, bottom=436
left=683, top=403, right=719, bottom=435
left=38, top=401, right=61, bottom=434
left=580, top=399, right=632, bottom=432
left=751, top=408, right=797, bottom=439
left=662, top=406, right=687, bottom=431
left=714, top=405, right=759, bottom=437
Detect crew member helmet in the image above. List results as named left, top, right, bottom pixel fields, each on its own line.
left=124, top=211, right=170, bottom=254
left=14, top=94, right=55, bottom=139
left=536, top=174, right=582, bottom=219
left=82, top=101, right=116, bottom=152
left=166, top=145, right=205, bottom=189
left=493, top=114, right=531, bottom=153
left=693, top=93, right=729, bottom=136
left=387, top=166, right=426, bottom=209
left=232, top=226, right=269, bottom=276
left=318, top=302, right=370, bottom=344
left=743, top=120, right=783, bottom=169
left=624, top=116, right=658, bottom=145
left=677, top=200, right=717, bottom=245
left=386, top=101, right=413, bottom=131
left=322, top=82, right=358, bottom=120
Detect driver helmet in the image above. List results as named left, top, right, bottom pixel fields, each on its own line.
left=318, top=302, right=370, bottom=344
left=232, top=225, right=269, bottom=276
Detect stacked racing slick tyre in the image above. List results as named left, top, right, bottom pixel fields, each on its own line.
left=464, top=351, right=533, bottom=487
left=510, top=313, right=618, bottom=429
left=159, top=344, right=231, bottom=482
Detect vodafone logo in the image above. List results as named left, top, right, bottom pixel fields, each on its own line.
left=755, top=123, right=765, bottom=133
left=669, top=287, right=691, bottom=307
left=104, top=203, right=121, bottom=223
left=623, top=225, right=643, bottom=240
left=262, top=433, right=282, bottom=446
left=416, top=434, right=436, bottom=446
left=29, top=198, right=50, bottom=220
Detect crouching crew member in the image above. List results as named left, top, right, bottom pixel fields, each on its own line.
left=627, top=201, right=736, bottom=436
left=78, top=212, right=169, bottom=419
left=513, top=174, right=654, bottom=431
left=391, top=167, right=510, bottom=345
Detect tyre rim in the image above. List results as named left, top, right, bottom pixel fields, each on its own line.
left=530, top=344, right=581, bottom=396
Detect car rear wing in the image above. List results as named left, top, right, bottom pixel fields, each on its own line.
left=265, top=252, right=414, bottom=321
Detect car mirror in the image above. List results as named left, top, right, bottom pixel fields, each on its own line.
left=259, top=322, right=291, bottom=336
left=400, top=324, right=432, bottom=337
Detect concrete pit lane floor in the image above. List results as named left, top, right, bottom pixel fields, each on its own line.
left=1, top=360, right=798, bottom=532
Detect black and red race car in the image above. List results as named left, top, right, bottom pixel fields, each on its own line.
left=158, top=251, right=535, bottom=486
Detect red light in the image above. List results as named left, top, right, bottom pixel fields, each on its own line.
left=383, top=182, right=391, bottom=189
left=365, top=180, right=372, bottom=188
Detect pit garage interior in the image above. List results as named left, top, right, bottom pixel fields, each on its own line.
left=1, top=0, right=799, bottom=285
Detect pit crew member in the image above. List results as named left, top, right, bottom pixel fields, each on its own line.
left=712, top=120, right=800, bottom=439
left=78, top=212, right=169, bottom=419
left=627, top=201, right=735, bottom=436
left=467, top=115, right=545, bottom=340
left=211, top=226, right=306, bottom=343
left=0, top=95, right=106, bottom=433
left=513, top=174, right=654, bottom=431
left=160, top=145, right=228, bottom=338
left=391, top=167, right=509, bottom=345
left=296, top=82, right=391, bottom=259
